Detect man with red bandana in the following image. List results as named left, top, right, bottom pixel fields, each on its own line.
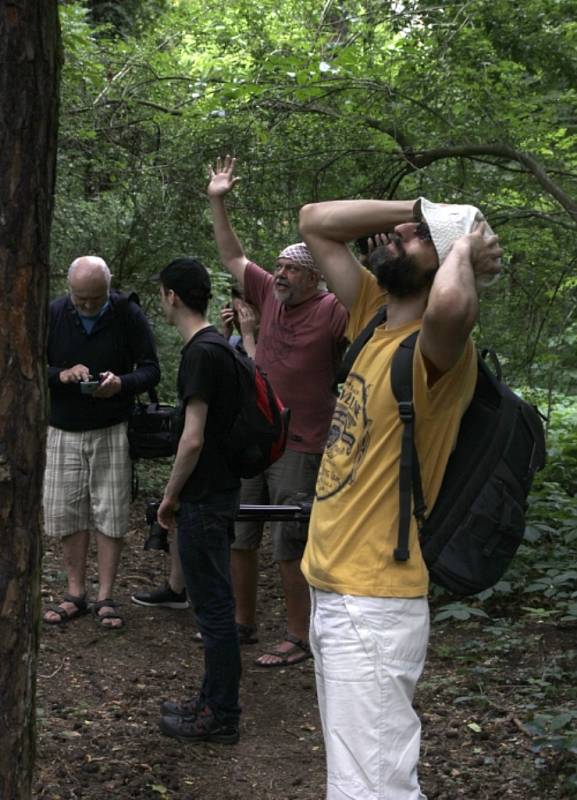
left=207, top=156, right=348, bottom=667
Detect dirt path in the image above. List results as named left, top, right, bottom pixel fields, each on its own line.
left=35, top=501, right=575, bottom=799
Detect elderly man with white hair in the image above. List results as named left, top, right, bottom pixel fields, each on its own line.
left=43, top=256, right=160, bottom=629
left=201, top=156, right=348, bottom=666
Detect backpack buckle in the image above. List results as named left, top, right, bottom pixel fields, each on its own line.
left=398, top=401, right=414, bottom=422
left=394, top=545, right=410, bottom=562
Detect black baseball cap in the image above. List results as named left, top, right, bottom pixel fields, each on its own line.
left=153, top=256, right=212, bottom=302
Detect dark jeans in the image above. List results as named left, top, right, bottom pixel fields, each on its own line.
left=177, top=490, right=241, bottom=723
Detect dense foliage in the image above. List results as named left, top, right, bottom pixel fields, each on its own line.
left=55, top=0, right=577, bottom=384
left=53, top=0, right=577, bottom=785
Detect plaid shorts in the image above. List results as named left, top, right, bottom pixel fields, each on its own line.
left=43, top=423, right=132, bottom=539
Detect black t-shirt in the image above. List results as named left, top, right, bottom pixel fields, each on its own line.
left=177, top=326, right=241, bottom=502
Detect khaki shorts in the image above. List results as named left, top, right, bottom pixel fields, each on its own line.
left=231, top=448, right=321, bottom=561
left=43, top=423, right=132, bottom=539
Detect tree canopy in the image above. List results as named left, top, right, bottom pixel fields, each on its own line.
left=53, top=0, right=577, bottom=393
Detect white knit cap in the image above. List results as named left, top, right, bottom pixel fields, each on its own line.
left=277, top=242, right=319, bottom=272
left=417, top=197, right=498, bottom=288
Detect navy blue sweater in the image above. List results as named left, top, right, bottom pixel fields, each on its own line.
left=47, top=292, right=161, bottom=431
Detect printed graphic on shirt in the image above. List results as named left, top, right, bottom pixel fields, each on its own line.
left=316, top=372, right=373, bottom=500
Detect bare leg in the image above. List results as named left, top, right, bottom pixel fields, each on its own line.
left=94, top=531, right=124, bottom=628
left=256, top=559, right=311, bottom=666
left=231, top=548, right=259, bottom=626
left=168, top=536, right=185, bottom=594
left=43, top=530, right=90, bottom=623
left=280, top=559, right=310, bottom=642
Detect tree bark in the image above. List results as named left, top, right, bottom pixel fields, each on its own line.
left=0, top=3, right=61, bottom=798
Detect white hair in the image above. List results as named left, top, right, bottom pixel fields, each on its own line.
left=68, top=256, right=112, bottom=287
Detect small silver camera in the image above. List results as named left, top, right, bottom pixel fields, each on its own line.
left=80, top=380, right=100, bottom=395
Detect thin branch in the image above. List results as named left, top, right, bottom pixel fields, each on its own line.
left=39, top=659, right=67, bottom=680
left=404, top=144, right=577, bottom=222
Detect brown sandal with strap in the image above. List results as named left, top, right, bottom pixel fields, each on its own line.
left=92, top=598, right=124, bottom=630
left=256, top=633, right=312, bottom=668
left=43, top=592, right=89, bottom=625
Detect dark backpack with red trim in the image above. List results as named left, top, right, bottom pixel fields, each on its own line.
left=200, top=332, right=290, bottom=478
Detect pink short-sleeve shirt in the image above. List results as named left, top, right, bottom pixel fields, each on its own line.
left=244, top=262, right=348, bottom=454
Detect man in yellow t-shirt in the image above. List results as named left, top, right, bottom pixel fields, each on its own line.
left=299, top=197, right=502, bottom=800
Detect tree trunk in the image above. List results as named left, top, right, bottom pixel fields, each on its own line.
left=0, top=3, right=61, bottom=798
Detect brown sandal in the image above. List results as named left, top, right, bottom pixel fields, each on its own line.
left=92, top=598, right=124, bottom=630
left=43, top=593, right=89, bottom=625
left=256, top=633, right=312, bottom=668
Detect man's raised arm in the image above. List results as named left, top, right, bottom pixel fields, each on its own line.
left=420, top=223, right=502, bottom=376
left=207, top=155, right=249, bottom=286
left=299, top=199, right=415, bottom=310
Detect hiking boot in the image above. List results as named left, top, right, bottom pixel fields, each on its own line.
left=160, top=695, right=201, bottom=718
left=131, top=584, right=189, bottom=609
left=159, top=705, right=239, bottom=745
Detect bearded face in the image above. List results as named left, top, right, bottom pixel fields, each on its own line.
left=273, top=259, right=319, bottom=306
left=370, top=234, right=438, bottom=298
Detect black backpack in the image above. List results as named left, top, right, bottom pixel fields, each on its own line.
left=391, top=331, right=546, bottom=595
left=342, top=312, right=546, bottom=596
left=198, top=331, right=290, bottom=478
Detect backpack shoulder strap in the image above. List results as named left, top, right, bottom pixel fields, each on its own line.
left=110, top=289, right=140, bottom=309
left=390, top=331, right=426, bottom=563
left=193, top=329, right=234, bottom=352
left=334, top=305, right=387, bottom=386
left=111, top=290, right=159, bottom=403
left=192, top=330, right=243, bottom=417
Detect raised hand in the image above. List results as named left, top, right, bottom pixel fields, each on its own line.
left=207, top=155, right=241, bottom=198
left=466, top=222, right=503, bottom=285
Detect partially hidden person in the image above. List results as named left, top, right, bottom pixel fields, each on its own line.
left=130, top=284, right=259, bottom=617
left=207, top=155, right=348, bottom=666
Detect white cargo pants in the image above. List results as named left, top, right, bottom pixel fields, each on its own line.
left=309, top=589, right=429, bottom=800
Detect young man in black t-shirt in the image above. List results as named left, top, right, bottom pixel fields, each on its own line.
left=155, top=257, right=241, bottom=745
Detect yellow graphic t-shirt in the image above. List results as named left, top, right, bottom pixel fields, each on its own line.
left=301, top=269, right=477, bottom=598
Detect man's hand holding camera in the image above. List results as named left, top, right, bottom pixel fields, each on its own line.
left=93, top=371, right=122, bottom=398
left=59, top=365, right=122, bottom=398
left=59, top=364, right=92, bottom=383
left=236, top=301, right=257, bottom=340
left=220, top=304, right=235, bottom=339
